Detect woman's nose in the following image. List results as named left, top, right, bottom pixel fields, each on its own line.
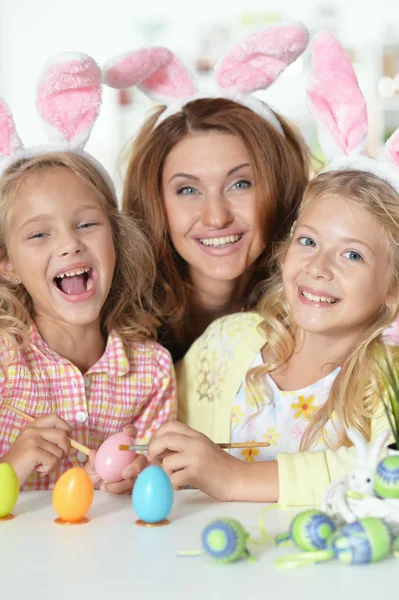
left=201, top=194, right=234, bottom=229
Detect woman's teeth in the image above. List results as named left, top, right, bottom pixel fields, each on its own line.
left=199, top=234, right=242, bottom=247
left=302, top=289, right=338, bottom=304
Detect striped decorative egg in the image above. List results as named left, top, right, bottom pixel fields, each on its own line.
left=374, top=456, right=399, bottom=499
left=202, top=518, right=250, bottom=563
left=290, top=510, right=336, bottom=551
left=330, top=518, right=392, bottom=565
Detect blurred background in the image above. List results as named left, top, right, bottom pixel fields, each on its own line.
left=0, top=0, right=398, bottom=191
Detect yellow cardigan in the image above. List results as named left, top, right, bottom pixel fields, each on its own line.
left=176, top=312, right=389, bottom=506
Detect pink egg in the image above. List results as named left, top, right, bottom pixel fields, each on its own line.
left=95, top=432, right=137, bottom=482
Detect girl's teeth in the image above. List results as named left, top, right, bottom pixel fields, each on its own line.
left=302, top=290, right=336, bottom=304
left=87, top=280, right=93, bottom=291
left=57, top=267, right=90, bottom=279
left=200, top=234, right=241, bottom=247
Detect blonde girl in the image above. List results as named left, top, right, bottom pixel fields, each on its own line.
left=0, top=53, right=175, bottom=491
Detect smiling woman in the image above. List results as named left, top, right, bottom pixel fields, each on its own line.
left=123, top=98, right=310, bottom=361
left=103, top=22, right=312, bottom=362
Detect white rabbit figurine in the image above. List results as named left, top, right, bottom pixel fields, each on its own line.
left=321, top=428, right=389, bottom=524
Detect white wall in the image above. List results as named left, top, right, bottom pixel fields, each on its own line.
left=0, top=0, right=398, bottom=183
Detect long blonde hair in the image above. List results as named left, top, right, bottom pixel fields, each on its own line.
left=250, top=170, right=399, bottom=450
left=0, top=152, right=158, bottom=359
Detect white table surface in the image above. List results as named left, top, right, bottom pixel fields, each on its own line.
left=1, top=490, right=394, bottom=599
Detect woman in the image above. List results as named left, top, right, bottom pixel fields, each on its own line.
left=104, top=23, right=311, bottom=361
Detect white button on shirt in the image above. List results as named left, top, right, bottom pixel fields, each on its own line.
left=76, top=452, right=87, bottom=463
left=76, top=411, right=88, bottom=424
left=84, top=377, right=90, bottom=389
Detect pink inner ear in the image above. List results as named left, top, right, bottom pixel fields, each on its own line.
left=308, top=89, right=367, bottom=155
left=308, top=32, right=367, bottom=155
left=141, top=53, right=196, bottom=99
left=104, top=48, right=171, bottom=89
left=386, top=128, right=399, bottom=167
left=0, top=99, right=19, bottom=156
left=37, top=58, right=101, bottom=143
left=105, top=48, right=196, bottom=100
left=216, top=23, right=308, bottom=93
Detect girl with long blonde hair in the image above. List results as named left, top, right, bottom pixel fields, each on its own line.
left=146, top=32, right=399, bottom=506
left=0, top=53, right=175, bottom=492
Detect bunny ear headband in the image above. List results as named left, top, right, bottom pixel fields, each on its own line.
left=103, top=21, right=309, bottom=136
left=0, top=52, right=115, bottom=195
left=307, top=31, right=399, bottom=193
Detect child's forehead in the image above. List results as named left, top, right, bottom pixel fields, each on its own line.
left=10, top=168, right=106, bottom=226
left=299, top=194, right=367, bottom=223
left=297, top=194, right=386, bottom=240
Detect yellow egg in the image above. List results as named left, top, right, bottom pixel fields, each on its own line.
left=0, top=463, right=19, bottom=518
left=52, top=468, right=94, bottom=523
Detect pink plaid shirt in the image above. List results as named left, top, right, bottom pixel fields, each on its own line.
left=0, top=322, right=176, bottom=489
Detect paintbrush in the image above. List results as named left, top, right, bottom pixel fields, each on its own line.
left=119, top=441, right=271, bottom=451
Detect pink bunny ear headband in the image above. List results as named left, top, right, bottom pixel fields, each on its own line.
left=307, top=31, right=399, bottom=193
left=103, top=21, right=309, bottom=136
left=0, top=52, right=115, bottom=196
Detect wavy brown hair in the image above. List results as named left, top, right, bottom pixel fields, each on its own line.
left=249, top=170, right=399, bottom=450
left=0, top=152, right=158, bottom=359
left=122, top=98, right=310, bottom=353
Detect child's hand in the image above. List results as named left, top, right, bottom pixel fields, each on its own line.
left=148, top=421, right=242, bottom=501
left=1, top=414, right=71, bottom=486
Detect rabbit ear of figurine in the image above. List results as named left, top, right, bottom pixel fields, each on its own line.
left=347, top=428, right=389, bottom=468
left=367, top=430, right=390, bottom=468
left=347, top=428, right=369, bottom=466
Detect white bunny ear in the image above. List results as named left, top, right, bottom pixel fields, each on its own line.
left=215, top=21, right=309, bottom=94
left=36, top=52, right=102, bottom=150
left=385, top=128, right=399, bottom=169
left=367, top=430, right=389, bottom=468
left=0, top=98, right=23, bottom=160
left=103, top=47, right=198, bottom=105
left=347, top=428, right=369, bottom=466
left=307, top=31, right=368, bottom=161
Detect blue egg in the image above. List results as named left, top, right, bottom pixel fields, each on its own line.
left=132, top=465, right=174, bottom=523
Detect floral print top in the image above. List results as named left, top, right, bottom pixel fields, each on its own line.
left=230, top=352, right=340, bottom=462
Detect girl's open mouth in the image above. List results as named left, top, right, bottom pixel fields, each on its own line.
left=53, top=267, right=94, bottom=296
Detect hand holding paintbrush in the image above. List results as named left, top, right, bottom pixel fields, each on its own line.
left=1, top=405, right=81, bottom=486
left=135, top=420, right=272, bottom=502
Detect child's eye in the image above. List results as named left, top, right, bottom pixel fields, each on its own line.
left=298, top=236, right=316, bottom=247
left=231, top=179, right=251, bottom=190
left=177, top=186, right=198, bottom=196
left=78, top=222, right=98, bottom=230
left=343, top=250, right=363, bottom=261
left=28, top=232, right=48, bottom=240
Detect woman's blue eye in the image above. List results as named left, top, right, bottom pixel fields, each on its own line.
left=232, top=180, right=251, bottom=190
left=343, top=250, right=362, bottom=261
left=298, top=236, right=316, bottom=247
left=177, top=186, right=197, bottom=195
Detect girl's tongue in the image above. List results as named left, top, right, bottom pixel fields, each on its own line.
left=59, top=274, right=88, bottom=295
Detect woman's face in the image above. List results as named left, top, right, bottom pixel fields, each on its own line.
left=162, top=131, right=265, bottom=288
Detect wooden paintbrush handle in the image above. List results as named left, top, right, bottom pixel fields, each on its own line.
left=4, top=405, right=91, bottom=456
